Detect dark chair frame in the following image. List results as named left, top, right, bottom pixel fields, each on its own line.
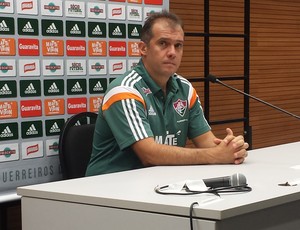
left=58, top=112, right=98, bottom=179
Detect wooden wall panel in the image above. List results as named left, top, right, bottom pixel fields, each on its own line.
left=250, top=0, right=300, bottom=148
left=170, top=0, right=300, bottom=149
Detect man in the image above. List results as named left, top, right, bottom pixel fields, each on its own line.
left=86, top=10, right=248, bottom=176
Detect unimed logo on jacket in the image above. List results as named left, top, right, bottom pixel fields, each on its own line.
left=20, top=100, right=42, bottom=118
left=67, top=97, right=87, bottom=114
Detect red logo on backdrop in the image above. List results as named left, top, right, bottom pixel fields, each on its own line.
left=66, top=40, right=86, bottom=56
left=20, top=100, right=42, bottom=118
left=144, top=0, right=163, bottom=4
left=18, top=38, right=39, bottom=56
left=67, top=97, right=87, bottom=114
left=109, top=41, right=126, bottom=56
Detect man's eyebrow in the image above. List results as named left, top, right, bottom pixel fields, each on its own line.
left=158, top=37, right=184, bottom=43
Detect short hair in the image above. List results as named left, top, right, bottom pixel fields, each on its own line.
left=141, top=10, right=183, bottom=45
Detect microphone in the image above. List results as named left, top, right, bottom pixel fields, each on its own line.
left=207, top=74, right=300, bottom=120
left=203, top=173, right=247, bottom=188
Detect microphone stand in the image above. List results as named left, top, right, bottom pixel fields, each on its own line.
left=207, top=74, right=300, bottom=120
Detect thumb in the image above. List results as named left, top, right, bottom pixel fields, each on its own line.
left=213, top=138, right=222, bottom=145
left=226, top=128, right=233, bottom=136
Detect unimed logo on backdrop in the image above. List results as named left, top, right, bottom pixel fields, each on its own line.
left=0, top=59, right=16, bottom=77
left=88, top=59, right=107, bottom=75
left=87, top=2, right=106, bottom=19
left=42, top=59, right=64, bottom=76
left=41, top=0, right=63, bottom=17
left=0, top=143, right=19, bottom=163
left=0, top=0, right=14, bottom=14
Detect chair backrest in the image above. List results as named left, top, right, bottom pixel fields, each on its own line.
left=59, top=112, right=98, bottom=179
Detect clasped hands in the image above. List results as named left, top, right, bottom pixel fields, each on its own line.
left=214, top=128, right=249, bottom=164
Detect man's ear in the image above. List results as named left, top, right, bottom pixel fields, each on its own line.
left=138, top=41, right=147, bottom=55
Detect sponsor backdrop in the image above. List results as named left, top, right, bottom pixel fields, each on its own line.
left=0, top=0, right=168, bottom=196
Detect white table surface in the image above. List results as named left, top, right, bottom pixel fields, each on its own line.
left=17, top=141, right=300, bottom=220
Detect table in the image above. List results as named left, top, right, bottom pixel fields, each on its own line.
left=17, top=142, right=300, bottom=230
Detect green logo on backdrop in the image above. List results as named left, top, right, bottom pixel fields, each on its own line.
left=109, top=23, right=126, bottom=38
left=66, top=21, right=85, bottom=37
left=20, top=80, right=41, bottom=97
left=45, top=119, right=65, bottom=136
left=89, top=78, right=107, bottom=94
left=21, top=121, right=43, bottom=139
left=18, top=18, right=39, bottom=36
left=44, top=79, right=64, bottom=96
left=67, top=79, right=87, bottom=95
left=0, top=80, right=17, bottom=98
left=128, top=24, right=142, bottom=39
left=88, top=22, right=106, bottom=38
left=0, top=17, right=14, bottom=35
left=0, top=122, right=18, bottom=141
left=42, top=19, right=63, bottom=36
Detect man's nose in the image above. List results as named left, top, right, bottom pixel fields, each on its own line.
left=167, top=45, right=176, bottom=57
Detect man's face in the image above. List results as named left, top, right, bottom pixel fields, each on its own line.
left=140, top=19, right=184, bottom=79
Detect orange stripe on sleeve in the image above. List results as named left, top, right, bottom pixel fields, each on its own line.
left=189, top=88, right=198, bottom=108
left=102, top=92, right=145, bottom=111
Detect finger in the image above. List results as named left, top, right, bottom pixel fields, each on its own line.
left=234, top=157, right=245, bottom=164
left=213, top=138, right=222, bottom=145
left=223, top=135, right=235, bottom=144
left=226, top=128, right=233, bottom=136
left=234, top=149, right=248, bottom=159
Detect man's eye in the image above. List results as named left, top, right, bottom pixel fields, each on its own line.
left=175, top=43, right=183, bottom=49
left=160, top=41, right=167, bottom=46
